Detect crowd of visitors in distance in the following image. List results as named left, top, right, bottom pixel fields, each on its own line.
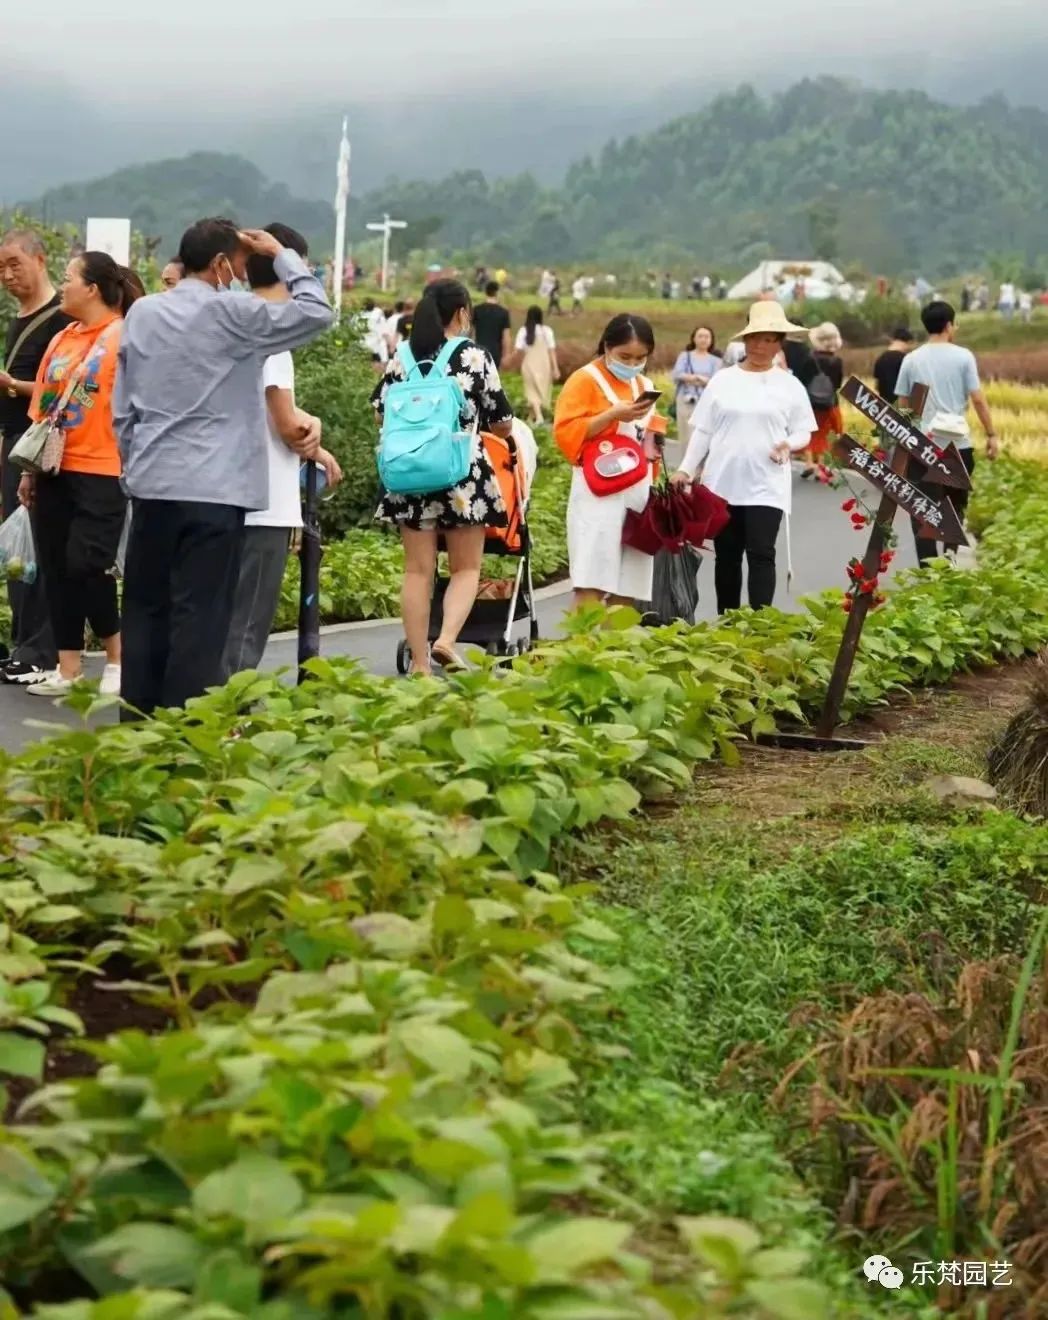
left=0, top=223, right=1000, bottom=706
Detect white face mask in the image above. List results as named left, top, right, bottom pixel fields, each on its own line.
left=215, top=256, right=245, bottom=293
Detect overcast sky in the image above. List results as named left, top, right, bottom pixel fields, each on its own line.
left=5, top=0, right=1047, bottom=107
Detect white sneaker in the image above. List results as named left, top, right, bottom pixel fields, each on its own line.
left=26, top=669, right=77, bottom=697
left=100, top=664, right=121, bottom=696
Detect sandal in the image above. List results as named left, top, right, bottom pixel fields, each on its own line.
left=431, top=642, right=467, bottom=672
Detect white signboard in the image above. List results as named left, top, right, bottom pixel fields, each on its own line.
left=85, top=218, right=131, bottom=266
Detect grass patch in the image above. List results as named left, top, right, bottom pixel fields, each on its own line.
left=564, top=665, right=1043, bottom=1313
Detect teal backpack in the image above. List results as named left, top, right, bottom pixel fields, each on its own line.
left=378, top=337, right=473, bottom=496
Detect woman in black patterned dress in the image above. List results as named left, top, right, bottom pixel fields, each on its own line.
left=373, top=279, right=514, bottom=675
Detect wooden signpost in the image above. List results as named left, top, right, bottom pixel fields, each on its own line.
left=765, top=378, right=972, bottom=750
left=839, top=377, right=972, bottom=490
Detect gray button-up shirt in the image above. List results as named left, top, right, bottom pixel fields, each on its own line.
left=113, top=249, right=333, bottom=510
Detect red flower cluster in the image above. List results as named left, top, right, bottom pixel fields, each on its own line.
left=841, top=497, right=857, bottom=512
left=850, top=512, right=868, bottom=530
left=879, top=550, right=895, bottom=572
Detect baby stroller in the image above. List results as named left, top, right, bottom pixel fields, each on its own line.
left=395, top=420, right=540, bottom=673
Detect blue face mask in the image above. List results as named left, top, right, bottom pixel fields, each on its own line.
left=215, top=257, right=247, bottom=293
left=605, top=356, right=646, bottom=383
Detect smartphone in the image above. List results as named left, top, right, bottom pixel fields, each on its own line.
left=637, top=389, right=662, bottom=404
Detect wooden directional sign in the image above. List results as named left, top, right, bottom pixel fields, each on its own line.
left=832, top=435, right=968, bottom=547
left=840, top=376, right=972, bottom=490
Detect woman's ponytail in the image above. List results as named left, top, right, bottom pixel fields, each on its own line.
left=408, top=278, right=471, bottom=361
left=408, top=292, right=446, bottom=361
left=119, top=267, right=145, bottom=315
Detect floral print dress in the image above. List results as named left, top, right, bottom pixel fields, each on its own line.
left=373, top=338, right=514, bottom=530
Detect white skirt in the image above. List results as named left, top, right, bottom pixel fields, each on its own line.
left=567, top=467, right=654, bottom=599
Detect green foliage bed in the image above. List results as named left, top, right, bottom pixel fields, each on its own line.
left=0, top=461, right=1047, bottom=1317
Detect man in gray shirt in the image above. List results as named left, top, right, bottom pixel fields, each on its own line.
left=895, top=299, right=998, bottom=565
left=114, top=218, right=333, bottom=717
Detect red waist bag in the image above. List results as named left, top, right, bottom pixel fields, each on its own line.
left=581, top=428, right=647, bottom=497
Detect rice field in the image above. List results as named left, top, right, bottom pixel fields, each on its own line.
left=974, top=381, right=1048, bottom=460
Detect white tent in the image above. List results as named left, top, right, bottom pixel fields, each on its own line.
left=729, top=260, right=854, bottom=303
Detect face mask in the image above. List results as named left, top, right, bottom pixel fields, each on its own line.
left=605, top=356, right=646, bottom=383
left=215, top=257, right=244, bottom=293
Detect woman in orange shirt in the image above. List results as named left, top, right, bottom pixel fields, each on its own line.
left=18, top=252, right=141, bottom=696
left=553, top=314, right=666, bottom=607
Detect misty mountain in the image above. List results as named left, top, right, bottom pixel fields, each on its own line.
left=357, top=78, right=1048, bottom=275
left=0, top=67, right=690, bottom=204
left=24, top=154, right=334, bottom=256
left=16, top=79, right=1048, bottom=276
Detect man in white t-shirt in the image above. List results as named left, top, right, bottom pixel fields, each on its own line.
left=571, top=274, right=587, bottom=315
left=222, top=223, right=342, bottom=678
left=894, top=298, right=998, bottom=565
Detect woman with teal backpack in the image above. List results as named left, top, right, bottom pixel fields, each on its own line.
left=373, top=278, right=514, bottom=675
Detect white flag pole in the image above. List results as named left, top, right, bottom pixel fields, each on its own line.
left=332, top=116, right=350, bottom=320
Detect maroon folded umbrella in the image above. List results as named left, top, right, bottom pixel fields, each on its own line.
left=623, top=483, right=729, bottom=555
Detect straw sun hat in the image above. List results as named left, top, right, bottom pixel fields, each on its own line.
left=732, top=301, right=807, bottom=340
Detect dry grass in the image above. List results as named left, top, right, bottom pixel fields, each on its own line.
left=793, top=939, right=1048, bottom=1317
left=989, top=654, right=1048, bottom=815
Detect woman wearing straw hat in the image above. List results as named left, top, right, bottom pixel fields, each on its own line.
left=671, top=301, right=816, bottom=613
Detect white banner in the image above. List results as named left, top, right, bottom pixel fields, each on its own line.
left=85, top=217, right=131, bottom=266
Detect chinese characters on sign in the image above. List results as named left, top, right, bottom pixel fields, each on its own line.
left=841, top=376, right=973, bottom=490
left=832, top=436, right=968, bottom=546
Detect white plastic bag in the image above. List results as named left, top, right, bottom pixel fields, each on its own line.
left=0, top=506, right=38, bottom=585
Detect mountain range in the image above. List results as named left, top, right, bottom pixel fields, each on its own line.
left=14, top=78, right=1048, bottom=277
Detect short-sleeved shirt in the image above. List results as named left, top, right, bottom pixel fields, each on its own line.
left=0, top=297, right=72, bottom=441
left=894, top=343, right=980, bottom=446
left=514, top=324, right=556, bottom=352
left=873, top=348, right=907, bottom=403
left=29, top=315, right=123, bottom=476
left=247, top=351, right=301, bottom=529
left=472, top=303, right=511, bottom=367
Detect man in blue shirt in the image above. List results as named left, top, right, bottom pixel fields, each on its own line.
left=895, top=300, right=998, bottom=565
left=114, top=218, right=333, bottom=717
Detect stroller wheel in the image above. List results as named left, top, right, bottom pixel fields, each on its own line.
left=396, top=640, right=410, bottom=675
left=517, top=637, right=532, bottom=655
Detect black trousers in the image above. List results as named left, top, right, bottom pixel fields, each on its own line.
left=121, top=499, right=245, bottom=719
left=31, top=471, right=125, bottom=651
left=908, top=449, right=976, bottom=566
left=714, top=504, right=783, bottom=613
left=1, top=429, right=55, bottom=668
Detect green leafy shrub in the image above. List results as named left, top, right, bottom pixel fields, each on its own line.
left=293, top=320, right=383, bottom=537
left=2, top=460, right=1048, bottom=1317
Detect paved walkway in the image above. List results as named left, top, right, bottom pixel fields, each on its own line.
left=0, top=476, right=915, bottom=754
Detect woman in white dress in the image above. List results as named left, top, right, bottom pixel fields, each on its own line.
left=671, top=302, right=816, bottom=613
left=514, top=306, right=560, bottom=425
left=554, top=314, right=667, bottom=607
